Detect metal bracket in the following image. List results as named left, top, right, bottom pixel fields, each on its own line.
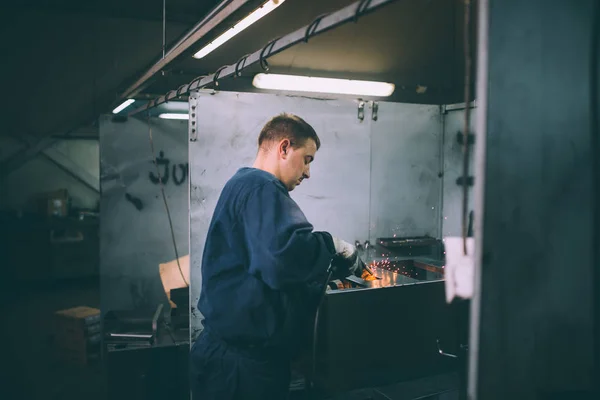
left=189, top=92, right=198, bottom=142
left=441, top=101, right=477, bottom=114
left=456, top=131, right=475, bottom=145
left=371, top=101, right=379, bottom=121
left=456, top=176, right=474, bottom=186
left=358, top=100, right=365, bottom=121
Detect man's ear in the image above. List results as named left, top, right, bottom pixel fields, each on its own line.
left=279, top=139, right=290, bottom=158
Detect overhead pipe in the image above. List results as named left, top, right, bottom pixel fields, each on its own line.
left=117, top=0, right=256, bottom=101
left=129, top=0, right=401, bottom=115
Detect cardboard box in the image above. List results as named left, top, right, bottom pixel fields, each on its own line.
left=53, top=306, right=101, bottom=365
left=159, top=255, right=190, bottom=309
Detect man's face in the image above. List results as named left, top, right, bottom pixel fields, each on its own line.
left=279, top=138, right=317, bottom=191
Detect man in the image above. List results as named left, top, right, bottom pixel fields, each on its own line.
left=190, top=113, right=365, bottom=399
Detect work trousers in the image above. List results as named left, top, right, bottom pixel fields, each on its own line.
left=190, top=329, right=291, bottom=400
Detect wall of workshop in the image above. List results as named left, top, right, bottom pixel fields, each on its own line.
left=0, top=138, right=100, bottom=211
left=0, top=136, right=100, bottom=285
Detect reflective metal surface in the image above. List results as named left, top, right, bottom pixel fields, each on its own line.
left=99, top=116, right=189, bottom=315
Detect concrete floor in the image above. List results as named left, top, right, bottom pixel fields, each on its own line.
left=0, top=278, right=105, bottom=400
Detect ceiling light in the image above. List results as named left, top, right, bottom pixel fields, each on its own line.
left=158, top=113, right=189, bottom=120
left=193, top=0, right=286, bottom=59
left=252, top=74, right=396, bottom=97
left=112, top=99, right=135, bottom=114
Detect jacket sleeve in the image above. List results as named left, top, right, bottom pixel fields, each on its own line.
left=241, top=181, right=335, bottom=290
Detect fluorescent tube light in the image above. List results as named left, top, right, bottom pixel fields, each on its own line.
left=193, top=0, right=286, bottom=59
left=252, top=74, right=396, bottom=97
left=112, top=99, right=135, bottom=114
left=158, top=113, right=189, bottom=120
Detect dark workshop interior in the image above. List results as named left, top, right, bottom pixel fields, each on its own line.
left=0, top=0, right=598, bottom=399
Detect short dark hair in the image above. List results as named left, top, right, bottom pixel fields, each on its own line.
left=258, top=113, right=321, bottom=151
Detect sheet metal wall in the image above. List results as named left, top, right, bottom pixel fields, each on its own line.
left=442, top=106, right=476, bottom=237
left=471, top=0, right=597, bottom=398
left=99, top=115, right=189, bottom=315
left=369, top=102, right=442, bottom=240
left=189, top=91, right=373, bottom=339
left=189, top=91, right=449, bottom=339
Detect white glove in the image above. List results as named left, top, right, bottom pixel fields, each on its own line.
left=331, top=237, right=363, bottom=276
left=331, top=237, right=356, bottom=259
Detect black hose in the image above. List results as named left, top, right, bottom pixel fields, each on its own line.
left=308, top=265, right=334, bottom=393
left=590, top=0, right=599, bottom=393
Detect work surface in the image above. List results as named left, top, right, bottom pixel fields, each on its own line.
left=353, top=255, right=445, bottom=289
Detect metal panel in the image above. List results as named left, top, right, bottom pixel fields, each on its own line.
left=189, top=91, right=372, bottom=339
left=99, top=115, right=189, bottom=316
left=369, top=102, right=442, bottom=240
left=313, top=281, right=457, bottom=393
left=471, top=0, right=597, bottom=398
left=442, top=106, right=476, bottom=237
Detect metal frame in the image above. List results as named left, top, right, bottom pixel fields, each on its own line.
left=468, top=0, right=488, bottom=397
left=129, top=0, right=401, bottom=115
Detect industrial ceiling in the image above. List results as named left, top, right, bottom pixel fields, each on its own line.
left=0, top=0, right=475, bottom=146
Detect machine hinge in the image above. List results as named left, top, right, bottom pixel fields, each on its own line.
left=357, top=100, right=365, bottom=121
left=371, top=101, right=379, bottom=121
left=189, top=92, right=198, bottom=142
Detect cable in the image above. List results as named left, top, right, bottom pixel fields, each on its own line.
left=146, top=114, right=189, bottom=287
left=590, top=0, right=599, bottom=392
left=461, top=0, right=472, bottom=255
left=309, top=264, right=334, bottom=393
left=162, top=0, right=167, bottom=59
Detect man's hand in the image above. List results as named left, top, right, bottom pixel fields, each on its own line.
left=331, top=237, right=366, bottom=277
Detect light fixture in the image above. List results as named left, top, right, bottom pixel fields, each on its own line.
left=112, top=99, right=135, bottom=114
left=252, top=74, right=396, bottom=97
left=193, top=0, right=286, bottom=59
left=158, top=113, right=189, bottom=120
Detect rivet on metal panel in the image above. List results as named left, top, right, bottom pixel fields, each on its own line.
left=357, top=101, right=365, bottom=121
left=371, top=101, right=379, bottom=121
left=189, top=95, right=198, bottom=142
